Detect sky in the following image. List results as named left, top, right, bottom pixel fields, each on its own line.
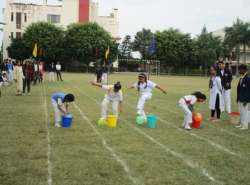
left=1, top=0, right=250, bottom=52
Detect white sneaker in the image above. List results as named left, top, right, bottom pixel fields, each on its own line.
left=55, top=123, right=61, bottom=127
left=185, top=125, right=192, bottom=130
left=28, top=93, right=30, bottom=95
left=240, top=127, right=248, bottom=130
left=22, top=93, right=25, bottom=96
left=235, top=125, right=242, bottom=128
left=137, top=110, right=141, bottom=115
left=182, top=122, right=185, bottom=127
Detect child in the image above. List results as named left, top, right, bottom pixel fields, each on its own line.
left=95, top=64, right=103, bottom=83
left=179, top=92, right=206, bottom=130
left=235, top=64, right=250, bottom=130
left=2, top=72, right=10, bottom=86
left=51, top=93, right=75, bottom=127
left=91, top=81, right=122, bottom=120
left=207, top=66, right=222, bottom=122
left=38, top=61, right=44, bottom=83
left=127, top=73, right=167, bottom=122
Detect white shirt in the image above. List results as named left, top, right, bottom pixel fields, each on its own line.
left=221, top=70, right=224, bottom=76
left=133, top=80, right=156, bottom=95
left=57, top=98, right=69, bottom=106
left=56, top=64, right=61, bottom=71
left=183, top=95, right=197, bottom=105
left=102, top=85, right=122, bottom=101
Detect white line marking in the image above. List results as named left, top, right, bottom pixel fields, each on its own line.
left=42, top=81, right=52, bottom=185
left=57, top=83, right=139, bottom=184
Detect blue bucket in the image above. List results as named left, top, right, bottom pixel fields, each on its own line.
left=62, top=114, right=73, bottom=128
left=147, top=115, right=157, bottom=128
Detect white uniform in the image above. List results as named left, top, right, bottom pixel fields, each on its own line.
left=179, top=95, right=197, bottom=128
left=134, top=80, right=156, bottom=121
left=101, top=85, right=122, bottom=120
left=209, top=77, right=222, bottom=110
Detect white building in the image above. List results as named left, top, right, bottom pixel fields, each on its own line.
left=2, top=0, right=121, bottom=67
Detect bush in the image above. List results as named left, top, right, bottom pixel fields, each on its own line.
left=67, top=66, right=96, bottom=73
left=118, top=67, right=126, bottom=72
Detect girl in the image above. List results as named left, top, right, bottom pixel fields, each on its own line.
left=38, top=61, right=44, bottom=83
left=179, top=92, right=206, bottom=130
left=91, top=81, right=123, bottom=120
left=207, top=66, right=222, bottom=122
left=127, top=73, right=167, bottom=122
left=22, top=61, right=32, bottom=95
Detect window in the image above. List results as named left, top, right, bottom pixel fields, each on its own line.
left=16, top=32, right=21, bottom=38
left=11, top=12, right=13, bottom=21
left=24, top=13, right=27, bottom=22
left=11, top=32, right=13, bottom=41
left=47, top=14, right=60, bottom=23
left=16, top=12, right=22, bottom=29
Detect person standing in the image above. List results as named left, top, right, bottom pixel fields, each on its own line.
left=207, top=66, right=222, bottom=122
left=56, top=62, right=62, bottom=81
left=49, top=62, right=55, bottom=81
left=32, top=60, right=39, bottom=85
left=38, top=62, right=44, bottom=83
left=102, top=62, right=108, bottom=84
left=7, top=59, right=14, bottom=82
left=13, top=61, right=25, bottom=96
left=217, top=61, right=233, bottom=113
left=235, top=64, right=250, bottom=130
left=95, top=64, right=102, bottom=83
left=1, top=59, right=8, bottom=75
left=22, top=61, right=32, bottom=95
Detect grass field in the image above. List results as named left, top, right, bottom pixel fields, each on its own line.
left=1, top=72, right=250, bottom=185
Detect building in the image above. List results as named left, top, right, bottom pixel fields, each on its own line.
left=212, top=28, right=250, bottom=75
left=2, top=0, right=121, bottom=67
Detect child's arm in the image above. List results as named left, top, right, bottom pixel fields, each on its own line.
left=188, top=104, right=197, bottom=115
left=91, top=81, right=103, bottom=87
left=65, top=104, right=69, bottom=114
left=58, top=104, right=67, bottom=115
left=119, top=101, right=123, bottom=113
left=127, top=86, right=134, bottom=91
left=156, top=85, right=167, bottom=94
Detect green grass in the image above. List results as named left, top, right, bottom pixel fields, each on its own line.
left=1, top=72, right=250, bottom=185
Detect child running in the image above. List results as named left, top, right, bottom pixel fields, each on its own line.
left=179, top=92, right=206, bottom=130
left=207, top=66, right=222, bottom=122
left=127, top=73, right=167, bottom=122
left=91, top=81, right=123, bottom=120
left=51, top=93, right=75, bottom=127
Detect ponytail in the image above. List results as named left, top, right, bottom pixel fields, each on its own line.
left=191, top=91, right=206, bottom=100
left=114, top=81, right=121, bottom=90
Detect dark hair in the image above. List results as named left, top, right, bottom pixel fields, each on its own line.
left=114, top=82, right=121, bottom=90
left=238, top=64, right=247, bottom=70
left=211, top=66, right=218, bottom=71
left=65, top=94, right=74, bottom=102
left=138, top=73, right=147, bottom=91
left=191, top=92, right=206, bottom=100
left=217, top=61, right=224, bottom=64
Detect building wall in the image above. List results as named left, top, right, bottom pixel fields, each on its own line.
left=2, top=0, right=120, bottom=68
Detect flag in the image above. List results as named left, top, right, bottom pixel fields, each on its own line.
left=150, top=37, right=155, bottom=56
left=95, top=47, right=98, bottom=56
left=105, top=46, right=109, bottom=59
left=40, top=47, right=43, bottom=56
left=33, top=43, right=37, bottom=58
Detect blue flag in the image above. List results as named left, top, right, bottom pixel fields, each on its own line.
left=150, top=37, right=155, bottom=56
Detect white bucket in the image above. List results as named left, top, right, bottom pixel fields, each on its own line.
left=230, top=112, right=240, bottom=125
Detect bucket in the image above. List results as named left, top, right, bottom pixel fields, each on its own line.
left=147, top=115, right=157, bottom=128
left=107, top=115, right=117, bottom=127
left=230, top=112, right=240, bottom=125
left=62, top=114, right=73, bottom=128
left=192, top=116, right=200, bottom=128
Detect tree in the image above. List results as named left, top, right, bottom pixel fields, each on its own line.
left=64, top=22, right=117, bottom=72
left=6, top=37, right=30, bottom=61
left=22, top=21, right=64, bottom=63
left=224, top=18, right=250, bottom=76
left=132, top=28, right=153, bottom=71
left=119, top=35, right=132, bottom=71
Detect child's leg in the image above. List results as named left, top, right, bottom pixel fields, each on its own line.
left=51, top=100, right=61, bottom=123
left=211, top=110, right=215, bottom=117
left=179, top=99, right=192, bottom=128
left=101, top=98, right=110, bottom=120
left=215, top=94, right=221, bottom=119
left=111, top=100, right=119, bottom=117
left=137, top=93, right=152, bottom=121
left=23, top=80, right=26, bottom=93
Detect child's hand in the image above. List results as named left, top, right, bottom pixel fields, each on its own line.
left=127, top=87, right=131, bottom=91
left=162, top=90, right=167, bottom=94
left=192, top=111, right=197, bottom=116
left=236, top=99, right=238, bottom=103
left=120, top=108, right=123, bottom=113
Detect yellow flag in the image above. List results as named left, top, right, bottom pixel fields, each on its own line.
left=33, top=43, right=37, bottom=58
left=105, top=46, right=109, bottom=59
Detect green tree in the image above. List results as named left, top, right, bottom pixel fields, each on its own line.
left=119, top=35, right=132, bottom=71
left=6, top=37, right=30, bottom=61
left=132, top=28, right=153, bottom=71
left=22, top=21, right=64, bottom=63
left=64, top=22, right=117, bottom=72
left=224, top=18, right=250, bottom=76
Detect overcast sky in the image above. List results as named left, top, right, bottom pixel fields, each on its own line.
left=1, top=0, right=250, bottom=51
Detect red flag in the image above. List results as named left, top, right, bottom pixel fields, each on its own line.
left=40, top=47, right=43, bottom=55
left=95, top=47, right=97, bottom=56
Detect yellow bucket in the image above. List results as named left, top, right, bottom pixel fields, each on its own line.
left=107, top=115, right=117, bottom=127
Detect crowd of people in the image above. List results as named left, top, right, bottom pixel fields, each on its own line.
left=0, top=59, right=63, bottom=96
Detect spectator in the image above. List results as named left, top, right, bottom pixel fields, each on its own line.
left=2, top=72, right=9, bottom=85
left=102, top=62, right=108, bottom=84
left=22, top=61, right=32, bottom=95
left=32, top=60, right=39, bottom=85
left=13, top=61, right=25, bottom=96
left=1, top=59, right=8, bottom=75
left=95, top=64, right=102, bottom=83
left=7, top=59, right=13, bottom=82
left=49, top=62, right=55, bottom=81
left=38, top=61, right=44, bottom=83
left=56, top=62, right=63, bottom=81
